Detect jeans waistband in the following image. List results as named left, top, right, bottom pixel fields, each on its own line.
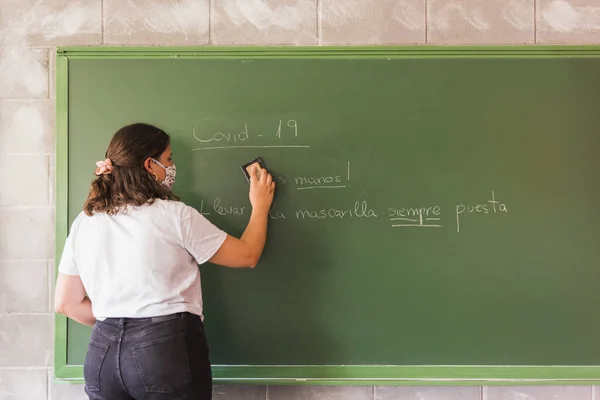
left=93, top=312, right=197, bottom=343
left=101, top=312, right=190, bottom=327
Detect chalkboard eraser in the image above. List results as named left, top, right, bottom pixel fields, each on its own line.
left=241, top=157, right=266, bottom=183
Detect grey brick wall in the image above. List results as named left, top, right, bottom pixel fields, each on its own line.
left=0, top=1, right=598, bottom=399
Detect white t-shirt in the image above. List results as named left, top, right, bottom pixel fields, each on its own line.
left=58, top=199, right=227, bottom=320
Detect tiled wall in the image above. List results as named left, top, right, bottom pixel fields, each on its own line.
left=0, top=1, right=598, bottom=399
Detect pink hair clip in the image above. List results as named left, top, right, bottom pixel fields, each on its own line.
left=95, top=158, right=114, bottom=176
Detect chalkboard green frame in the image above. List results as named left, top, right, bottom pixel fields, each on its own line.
left=54, top=45, right=600, bottom=385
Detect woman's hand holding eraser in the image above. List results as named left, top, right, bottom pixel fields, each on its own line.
left=242, top=157, right=275, bottom=211
left=241, top=157, right=266, bottom=182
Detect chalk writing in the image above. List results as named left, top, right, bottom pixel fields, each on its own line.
left=455, top=191, right=508, bottom=232
left=200, top=197, right=285, bottom=219
left=196, top=189, right=509, bottom=234
left=269, top=201, right=286, bottom=220
left=295, top=201, right=378, bottom=219
left=297, top=186, right=346, bottom=191
left=194, top=123, right=249, bottom=143
left=213, top=197, right=246, bottom=216
left=276, top=119, right=298, bottom=138
left=199, top=200, right=211, bottom=216
left=295, top=175, right=345, bottom=190
left=388, top=205, right=442, bottom=228
left=295, top=176, right=342, bottom=186
left=295, top=161, right=351, bottom=190
left=192, top=118, right=306, bottom=151
left=193, top=144, right=309, bottom=151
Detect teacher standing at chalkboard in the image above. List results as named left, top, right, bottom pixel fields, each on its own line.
left=54, top=123, right=275, bottom=400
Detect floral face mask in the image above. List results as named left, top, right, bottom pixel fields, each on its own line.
left=151, top=158, right=176, bottom=190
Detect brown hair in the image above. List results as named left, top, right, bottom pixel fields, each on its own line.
left=83, top=123, right=179, bottom=216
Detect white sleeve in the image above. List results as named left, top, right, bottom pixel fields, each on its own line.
left=180, top=204, right=227, bottom=265
left=58, top=230, right=79, bottom=276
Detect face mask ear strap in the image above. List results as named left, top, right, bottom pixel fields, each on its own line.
left=150, top=158, right=165, bottom=168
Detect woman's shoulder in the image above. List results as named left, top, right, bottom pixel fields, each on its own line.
left=146, top=198, right=197, bottom=218
left=66, top=210, right=91, bottom=235
left=80, top=199, right=192, bottom=217
left=150, top=199, right=214, bottom=224
left=72, top=210, right=90, bottom=224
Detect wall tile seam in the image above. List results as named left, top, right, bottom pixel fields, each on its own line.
left=370, top=386, right=490, bottom=399
left=0, top=206, right=55, bottom=209
left=0, top=154, right=56, bottom=156
left=3, top=42, right=587, bottom=53
left=534, top=0, right=538, bottom=44
left=46, top=367, right=49, bottom=400
left=48, top=261, right=54, bottom=312
left=208, top=0, right=212, bottom=45
left=0, top=312, right=53, bottom=316
left=425, top=0, right=429, bottom=44
left=0, top=42, right=576, bottom=52
left=0, top=366, right=51, bottom=370
left=101, top=0, right=105, bottom=44
left=0, top=260, right=54, bottom=263
left=46, top=48, right=51, bottom=100
left=47, top=155, right=52, bottom=205
left=0, top=45, right=54, bottom=49
left=0, top=98, right=50, bottom=101
left=45, top=47, right=50, bottom=100
left=0, top=99, right=50, bottom=102
left=316, top=0, right=322, bottom=46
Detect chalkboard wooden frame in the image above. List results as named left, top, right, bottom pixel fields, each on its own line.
left=54, top=45, right=600, bottom=385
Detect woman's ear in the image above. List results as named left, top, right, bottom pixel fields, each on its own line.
left=143, top=157, right=154, bottom=174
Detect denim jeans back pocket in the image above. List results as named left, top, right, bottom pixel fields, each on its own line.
left=131, top=332, right=192, bottom=393
left=83, top=339, right=110, bottom=392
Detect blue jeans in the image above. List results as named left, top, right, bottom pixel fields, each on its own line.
left=84, top=312, right=212, bottom=399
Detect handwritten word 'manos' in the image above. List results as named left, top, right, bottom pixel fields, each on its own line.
left=294, top=161, right=351, bottom=191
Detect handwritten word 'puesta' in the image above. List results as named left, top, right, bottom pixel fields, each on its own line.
left=455, top=191, right=507, bottom=232
left=295, top=201, right=378, bottom=220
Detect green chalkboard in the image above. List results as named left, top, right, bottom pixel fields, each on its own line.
left=55, top=47, right=600, bottom=385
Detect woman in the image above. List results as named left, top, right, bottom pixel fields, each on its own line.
left=54, top=122, right=275, bottom=399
